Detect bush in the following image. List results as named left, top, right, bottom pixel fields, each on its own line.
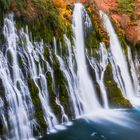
left=117, top=0, right=135, bottom=14
left=0, top=0, right=11, bottom=11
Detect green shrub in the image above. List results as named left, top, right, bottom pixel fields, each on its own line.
left=0, top=0, right=11, bottom=11
left=117, top=0, right=135, bottom=14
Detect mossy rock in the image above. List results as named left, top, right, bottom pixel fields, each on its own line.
left=54, top=67, right=72, bottom=119
left=84, top=3, right=109, bottom=57
left=51, top=53, right=72, bottom=118
left=0, top=30, right=5, bottom=46
left=104, top=64, right=132, bottom=108
left=0, top=0, right=11, bottom=11
left=42, top=38, right=73, bottom=121
left=116, top=27, right=128, bottom=54
left=95, top=84, right=104, bottom=106
left=85, top=28, right=100, bottom=57
left=44, top=46, right=52, bottom=65
left=46, top=72, right=61, bottom=122
left=107, top=81, right=132, bottom=108
left=28, top=78, right=48, bottom=136
left=86, top=4, right=109, bottom=44
left=0, top=11, right=6, bottom=46
left=0, top=78, right=9, bottom=137
left=0, top=118, right=8, bottom=139
left=52, top=52, right=60, bottom=69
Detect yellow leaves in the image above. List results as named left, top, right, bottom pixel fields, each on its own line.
left=53, top=0, right=72, bottom=30
left=59, top=8, right=71, bottom=30
left=87, top=7, right=92, bottom=13
left=61, top=8, right=72, bottom=20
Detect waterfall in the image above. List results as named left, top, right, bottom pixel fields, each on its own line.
left=72, top=3, right=101, bottom=114
left=20, top=31, right=58, bottom=130
left=2, top=2, right=140, bottom=140
left=0, top=14, right=60, bottom=139
left=127, top=47, right=140, bottom=96
left=52, top=37, right=70, bottom=122
left=2, top=14, right=35, bottom=140
left=100, top=11, right=140, bottom=106
left=87, top=43, right=109, bottom=109
left=54, top=35, right=82, bottom=118
left=134, top=53, right=140, bottom=96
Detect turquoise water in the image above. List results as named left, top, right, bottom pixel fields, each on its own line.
left=40, top=109, right=140, bottom=140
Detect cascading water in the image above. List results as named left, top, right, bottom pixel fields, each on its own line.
left=73, top=3, right=101, bottom=113
left=0, top=14, right=60, bottom=139
left=2, top=2, right=140, bottom=140
left=53, top=35, right=82, bottom=118
left=87, top=43, right=109, bottom=109
left=64, top=36, right=83, bottom=116
left=52, top=38, right=70, bottom=122
left=2, top=14, right=34, bottom=140
left=127, top=47, right=140, bottom=96
left=1, top=6, right=104, bottom=138
left=100, top=11, right=140, bottom=106
left=20, top=31, right=58, bottom=130
left=134, top=53, right=140, bottom=95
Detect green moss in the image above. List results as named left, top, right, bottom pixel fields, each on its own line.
left=28, top=78, right=48, bottom=135
left=44, top=44, right=72, bottom=119
left=0, top=15, right=5, bottom=46
left=95, top=84, right=104, bottom=106
left=87, top=5, right=109, bottom=45
left=0, top=16, right=5, bottom=45
left=85, top=29, right=100, bottom=57
left=46, top=72, right=61, bottom=122
left=0, top=79, right=9, bottom=137
left=0, top=32, right=5, bottom=46
left=54, top=69, right=72, bottom=118
left=59, top=38, right=68, bottom=57
left=0, top=0, right=74, bottom=45
left=40, top=59, right=48, bottom=73
left=16, top=17, right=55, bottom=43
left=17, top=54, right=23, bottom=68
left=50, top=53, right=72, bottom=118
left=52, top=53, right=60, bottom=69
left=0, top=123, right=7, bottom=139
left=85, top=4, right=109, bottom=57
left=0, top=0, right=11, bottom=11
left=44, top=46, right=52, bottom=64
left=16, top=0, right=28, bottom=12
left=104, top=64, right=132, bottom=108
left=13, top=0, right=72, bottom=44
left=117, top=0, right=135, bottom=15
left=133, top=43, right=140, bottom=57
left=116, top=28, right=128, bottom=54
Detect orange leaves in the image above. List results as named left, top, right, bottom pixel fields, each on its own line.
left=53, top=0, right=72, bottom=23
left=53, top=0, right=66, bottom=9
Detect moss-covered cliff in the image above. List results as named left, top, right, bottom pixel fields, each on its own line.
left=104, top=64, right=132, bottom=108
